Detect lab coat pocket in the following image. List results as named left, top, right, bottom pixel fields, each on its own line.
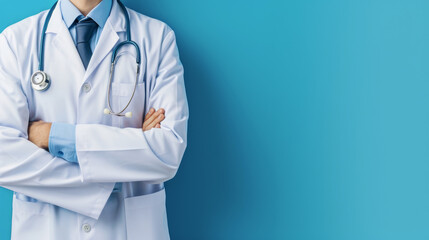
left=12, top=193, right=48, bottom=215
left=124, top=189, right=170, bottom=240
left=110, top=82, right=146, bottom=128
left=11, top=194, right=50, bottom=240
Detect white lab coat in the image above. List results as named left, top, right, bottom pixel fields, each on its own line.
left=0, top=0, right=188, bottom=239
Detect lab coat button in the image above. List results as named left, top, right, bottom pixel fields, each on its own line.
left=82, top=224, right=91, bottom=233
left=83, top=83, right=91, bottom=93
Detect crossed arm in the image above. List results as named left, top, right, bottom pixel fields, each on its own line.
left=27, top=107, right=166, bottom=150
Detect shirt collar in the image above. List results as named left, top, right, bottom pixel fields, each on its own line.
left=60, top=0, right=112, bottom=29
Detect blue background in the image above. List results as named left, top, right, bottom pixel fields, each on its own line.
left=1, top=0, right=428, bottom=239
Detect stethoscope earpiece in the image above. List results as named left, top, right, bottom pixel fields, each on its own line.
left=104, top=108, right=133, bottom=118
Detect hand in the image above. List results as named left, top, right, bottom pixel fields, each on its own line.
left=28, top=120, right=52, bottom=150
left=142, top=108, right=165, bottom=131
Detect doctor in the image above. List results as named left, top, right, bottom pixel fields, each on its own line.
left=0, top=0, right=188, bottom=239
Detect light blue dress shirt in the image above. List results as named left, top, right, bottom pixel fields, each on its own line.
left=61, top=0, right=112, bottom=51
left=49, top=0, right=112, bottom=164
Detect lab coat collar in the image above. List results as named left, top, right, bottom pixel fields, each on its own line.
left=45, top=2, right=66, bottom=34
left=106, top=0, right=127, bottom=33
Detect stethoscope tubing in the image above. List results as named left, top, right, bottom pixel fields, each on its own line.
left=38, top=1, right=57, bottom=72
left=34, top=0, right=142, bottom=118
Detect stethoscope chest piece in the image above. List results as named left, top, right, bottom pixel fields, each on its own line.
left=31, top=71, right=50, bottom=91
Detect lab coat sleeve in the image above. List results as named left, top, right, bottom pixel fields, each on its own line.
left=0, top=33, right=115, bottom=219
left=76, top=29, right=189, bottom=183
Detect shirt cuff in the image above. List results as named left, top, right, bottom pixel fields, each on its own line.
left=48, top=122, right=78, bottom=163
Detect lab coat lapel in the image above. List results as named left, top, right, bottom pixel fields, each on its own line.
left=84, top=0, right=126, bottom=80
left=84, top=21, right=118, bottom=80
left=45, top=3, right=86, bottom=79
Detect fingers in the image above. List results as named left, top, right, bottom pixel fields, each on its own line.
left=142, top=108, right=157, bottom=130
left=146, top=114, right=164, bottom=130
left=143, top=108, right=165, bottom=131
left=155, top=123, right=161, bottom=128
left=144, top=108, right=155, bottom=121
left=143, top=108, right=164, bottom=129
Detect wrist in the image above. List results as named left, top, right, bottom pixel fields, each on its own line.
left=43, top=122, right=52, bottom=149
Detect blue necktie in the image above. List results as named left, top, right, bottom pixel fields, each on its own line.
left=75, top=18, right=98, bottom=69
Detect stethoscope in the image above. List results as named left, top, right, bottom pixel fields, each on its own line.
left=31, top=0, right=141, bottom=118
